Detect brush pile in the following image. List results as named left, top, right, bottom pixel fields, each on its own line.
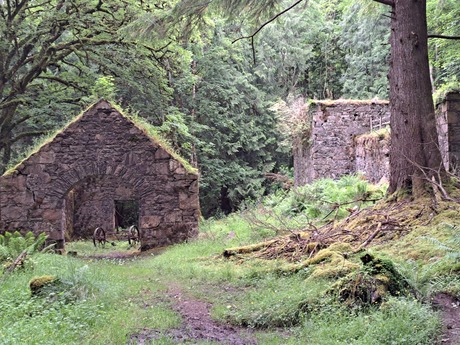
left=223, top=198, right=450, bottom=263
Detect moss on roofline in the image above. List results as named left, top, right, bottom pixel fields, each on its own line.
left=113, top=103, right=198, bottom=175
left=308, top=99, right=389, bottom=107
left=3, top=100, right=198, bottom=176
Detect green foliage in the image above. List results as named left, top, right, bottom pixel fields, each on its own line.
left=427, top=0, right=460, bottom=90
left=90, top=76, right=117, bottom=101
left=174, top=23, right=289, bottom=216
left=265, top=175, right=385, bottom=220
left=299, top=298, right=440, bottom=345
left=339, top=3, right=390, bottom=99
left=0, top=231, right=47, bottom=266
left=422, top=223, right=460, bottom=262
left=215, top=275, right=325, bottom=328
left=328, top=253, right=412, bottom=308
left=254, top=1, right=347, bottom=99
left=433, top=76, right=460, bottom=105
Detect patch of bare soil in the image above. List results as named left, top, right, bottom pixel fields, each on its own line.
left=129, top=285, right=257, bottom=344
left=433, top=293, right=460, bottom=345
left=81, top=247, right=166, bottom=260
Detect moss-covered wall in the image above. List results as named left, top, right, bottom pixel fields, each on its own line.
left=294, top=100, right=390, bottom=185
left=294, top=94, right=460, bottom=186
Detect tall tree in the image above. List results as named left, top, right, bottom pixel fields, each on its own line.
left=172, top=25, right=289, bottom=216
left=374, top=0, right=443, bottom=195
left=0, top=0, right=169, bottom=173
left=169, top=0, right=454, bottom=197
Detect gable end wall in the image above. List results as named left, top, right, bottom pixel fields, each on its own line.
left=0, top=101, right=200, bottom=249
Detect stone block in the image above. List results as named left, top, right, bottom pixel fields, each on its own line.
left=37, top=151, right=56, bottom=164
left=141, top=215, right=162, bottom=228
left=2, top=206, right=26, bottom=221
left=447, top=112, right=460, bottom=124
left=179, top=193, right=199, bottom=210
left=155, top=149, right=170, bottom=160
left=43, top=209, right=61, bottom=223
left=155, top=162, right=170, bottom=175
left=164, top=213, right=182, bottom=223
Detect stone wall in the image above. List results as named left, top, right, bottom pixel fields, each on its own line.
left=295, top=100, right=390, bottom=185
left=71, top=175, right=137, bottom=238
left=293, top=93, right=460, bottom=186
left=0, top=100, right=200, bottom=250
left=354, top=129, right=390, bottom=183
left=436, top=92, right=460, bottom=171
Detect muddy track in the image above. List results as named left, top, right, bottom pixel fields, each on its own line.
left=433, top=293, right=460, bottom=345
left=129, top=285, right=256, bottom=344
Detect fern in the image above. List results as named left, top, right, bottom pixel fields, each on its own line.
left=421, top=223, right=460, bottom=262
left=28, top=233, right=47, bottom=254
left=0, top=245, right=10, bottom=261
left=0, top=231, right=48, bottom=266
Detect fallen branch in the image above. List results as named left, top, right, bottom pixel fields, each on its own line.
left=357, top=223, right=382, bottom=251
left=6, top=250, right=27, bottom=274
left=223, top=240, right=277, bottom=258
left=1, top=250, right=28, bottom=282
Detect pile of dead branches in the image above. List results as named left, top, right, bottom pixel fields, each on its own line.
left=224, top=198, right=452, bottom=262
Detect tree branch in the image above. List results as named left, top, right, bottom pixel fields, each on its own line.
left=37, top=75, right=86, bottom=92
left=428, top=34, right=460, bottom=40
left=232, top=0, right=305, bottom=45
left=11, top=130, right=47, bottom=143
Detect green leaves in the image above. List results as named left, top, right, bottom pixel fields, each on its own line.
left=0, top=231, right=47, bottom=270
left=427, top=0, right=460, bottom=91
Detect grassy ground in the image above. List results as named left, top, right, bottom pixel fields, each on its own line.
left=1, top=176, right=458, bottom=344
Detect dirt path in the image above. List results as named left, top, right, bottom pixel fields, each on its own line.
left=129, top=285, right=257, bottom=344
left=433, top=293, right=460, bottom=345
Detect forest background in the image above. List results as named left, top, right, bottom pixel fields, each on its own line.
left=1, top=0, right=459, bottom=217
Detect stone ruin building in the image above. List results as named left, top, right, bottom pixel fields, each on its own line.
left=294, top=92, right=460, bottom=186
left=0, top=100, right=200, bottom=250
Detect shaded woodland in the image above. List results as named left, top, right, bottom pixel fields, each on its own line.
left=1, top=0, right=459, bottom=213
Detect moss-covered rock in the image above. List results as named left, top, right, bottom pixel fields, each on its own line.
left=327, top=253, right=412, bottom=308
left=29, top=275, right=58, bottom=296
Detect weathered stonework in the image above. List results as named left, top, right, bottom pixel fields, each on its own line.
left=436, top=92, right=460, bottom=171
left=0, top=100, right=200, bottom=250
left=294, top=93, right=460, bottom=186
left=294, top=100, right=390, bottom=185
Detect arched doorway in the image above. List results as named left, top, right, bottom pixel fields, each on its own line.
left=64, top=174, right=139, bottom=240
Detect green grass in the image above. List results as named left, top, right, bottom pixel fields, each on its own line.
left=0, top=254, right=180, bottom=345
left=298, top=297, right=440, bottom=345
left=1, top=180, right=455, bottom=344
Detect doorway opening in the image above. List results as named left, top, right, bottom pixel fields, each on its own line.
left=115, top=200, right=139, bottom=230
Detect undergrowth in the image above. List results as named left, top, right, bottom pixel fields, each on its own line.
left=244, top=175, right=387, bottom=235
left=1, top=175, right=455, bottom=344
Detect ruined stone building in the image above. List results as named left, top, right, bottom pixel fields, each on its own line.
left=0, top=100, right=200, bottom=250
left=294, top=92, right=460, bottom=186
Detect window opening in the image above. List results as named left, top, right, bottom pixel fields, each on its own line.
left=114, top=200, right=139, bottom=230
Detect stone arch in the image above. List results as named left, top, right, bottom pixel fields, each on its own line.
left=63, top=173, right=140, bottom=239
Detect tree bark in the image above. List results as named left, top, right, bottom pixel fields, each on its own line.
left=387, top=0, right=443, bottom=196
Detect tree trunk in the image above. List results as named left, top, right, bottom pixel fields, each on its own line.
left=388, top=0, right=443, bottom=196
left=0, top=104, right=19, bottom=174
